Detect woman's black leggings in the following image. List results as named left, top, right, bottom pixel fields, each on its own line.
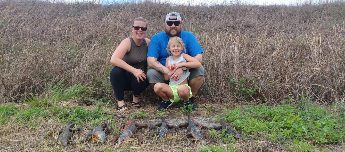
left=110, top=66, right=148, bottom=101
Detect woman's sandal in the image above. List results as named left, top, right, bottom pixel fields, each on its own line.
left=130, top=100, right=142, bottom=108
left=117, top=104, right=127, bottom=111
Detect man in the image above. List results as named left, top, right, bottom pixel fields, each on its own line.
left=147, top=12, right=205, bottom=111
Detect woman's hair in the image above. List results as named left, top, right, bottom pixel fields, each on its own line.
left=167, top=36, right=186, bottom=55
left=133, top=17, right=147, bottom=24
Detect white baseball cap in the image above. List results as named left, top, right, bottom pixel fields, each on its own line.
left=165, top=12, right=181, bottom=21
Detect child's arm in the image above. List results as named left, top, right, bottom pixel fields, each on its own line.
left=163, top=58, right=170, bottom=81
left=176, top=54, right=201, bottom=69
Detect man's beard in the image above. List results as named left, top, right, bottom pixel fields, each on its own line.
left=165, top=28, right=181, bottom=37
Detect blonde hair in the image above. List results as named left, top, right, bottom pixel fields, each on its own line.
left=133, top=17, right=147, bottom=24
left=167, top=36, right=185, bottom=55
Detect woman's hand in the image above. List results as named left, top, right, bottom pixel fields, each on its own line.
left=132, top=68, right=146, bottom=82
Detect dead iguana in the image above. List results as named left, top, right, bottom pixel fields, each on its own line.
left=57, top=122, right=81, bottom=146
left=179, top=115, right=208, bottom=141
left=150, top=117, right=174, bottom=138
left=221, top=119, right=242, bottom=140
left=114, top=117, right=152, bottom=146
left=84, top=122, right=107, bottom=144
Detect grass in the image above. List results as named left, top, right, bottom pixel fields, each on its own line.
left=1, top=1, right=345, bottom=104
left=1, top=82, right=344, bottom=151
left=1, top=1, right=345, bottom=151
left=0, top=103, right=109, bottom=126
left=220, top=100, right=345, bottom=146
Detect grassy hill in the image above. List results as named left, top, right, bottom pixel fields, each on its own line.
left=1, top=1, right=345, bottom=104
left=0, top=1, right=345, bottom=151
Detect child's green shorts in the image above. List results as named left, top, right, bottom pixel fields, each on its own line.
left=169, top=84, right=192, bottom=103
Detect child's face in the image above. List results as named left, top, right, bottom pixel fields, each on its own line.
left=169, top=41, right=183, bottom=56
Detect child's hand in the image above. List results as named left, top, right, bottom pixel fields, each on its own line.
left=168, top=64, right=176, bottom=70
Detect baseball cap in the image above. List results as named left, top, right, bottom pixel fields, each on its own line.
left=165, top=12, right=181, bottom=21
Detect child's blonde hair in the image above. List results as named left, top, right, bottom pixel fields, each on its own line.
left=167, top=36, right=186, bottom=55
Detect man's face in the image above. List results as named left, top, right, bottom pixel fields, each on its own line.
left=165, top=15, right=182, bottom=37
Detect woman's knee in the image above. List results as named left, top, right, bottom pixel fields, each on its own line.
left=110, top=66, right=124, bottom=77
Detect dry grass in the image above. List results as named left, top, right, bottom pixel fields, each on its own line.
left=1, top=1, right=345, bottom=104
left=1, top=2, right=345, bottom=151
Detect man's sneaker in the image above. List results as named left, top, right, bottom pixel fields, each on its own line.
left=158, top=100, right=172, bottom=111
left=184, top=100, right=197, bottom=111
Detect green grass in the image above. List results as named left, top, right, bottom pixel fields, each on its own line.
left=24, top=81, right=89, bottom=108
left=197, top=145, right=225, bottom=152
left=1, top=82, right=345, bottom=151
left=220, top=101, right=345, bottom=146
left=0, top=82, right=111, bottom=127
left=0, top=102, right=18, bottom=125
left=130, top=110, right=149, bottom=118
left=0, top=103, right=108, bottom=127
left=196, top=145, right=241, bottom=152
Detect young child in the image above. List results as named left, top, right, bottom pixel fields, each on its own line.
left=154, top=37, right=201, bottom=111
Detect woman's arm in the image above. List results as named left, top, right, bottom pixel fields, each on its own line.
left=110, top=38, right=137, bottom=73
left=145, top=38, right=151, bottom=46
left=110, top=38, right=147, bottom=82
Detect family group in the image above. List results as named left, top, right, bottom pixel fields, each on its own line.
left=109, top=12, right=205, bottom=112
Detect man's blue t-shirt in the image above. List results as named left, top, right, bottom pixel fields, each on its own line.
left=147, top=31, right=203, bottom=66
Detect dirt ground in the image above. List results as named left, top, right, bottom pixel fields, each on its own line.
left=0, top=93, right=343, bottom=152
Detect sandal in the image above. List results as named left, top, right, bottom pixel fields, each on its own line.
left=130, top=100, right=142, bottom=108
left=117, top=104, right=127, bottom=111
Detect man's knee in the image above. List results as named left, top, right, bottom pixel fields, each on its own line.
left=193, top=75, right=204, bottom=82
left=147, top=68, right=158, bottom=79
left=147, top=68, right=164, bottom=83
left=189, top=75, right=205, bottom=85
left=189, top=66, right=205, bottom=80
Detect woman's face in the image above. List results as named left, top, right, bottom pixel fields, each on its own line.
left=132, top=21, right=147, bottom=40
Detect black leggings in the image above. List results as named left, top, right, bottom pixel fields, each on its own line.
left=110, top=66, right=148, bottom=101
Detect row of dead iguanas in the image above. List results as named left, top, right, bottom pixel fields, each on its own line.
left=57, top=115, right=242, bottom=147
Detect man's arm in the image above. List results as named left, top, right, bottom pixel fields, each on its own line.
left=147, top=57, right=171, bottom=75
left=184, top=32, right=203, bottom=63
left=194, top=54, right=203, bottom=64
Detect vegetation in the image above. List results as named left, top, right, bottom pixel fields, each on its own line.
left=1, top=0, right=345, bottom=104
left=0, top=0, right=345, bottom=151
left=222, top=101, right=345, bottom=144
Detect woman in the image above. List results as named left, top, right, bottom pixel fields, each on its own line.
left=110, top=17, right=150, bottom=111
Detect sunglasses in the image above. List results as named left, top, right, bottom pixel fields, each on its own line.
left=132, top=26, right=147, bottom=31
left=166, top=21, right=181, bottom=26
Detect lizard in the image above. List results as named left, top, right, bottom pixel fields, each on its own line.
left=179, top=115, right=208, bottom=141
left=221, top=118, right=243, bottom=140
left=57, top=122, right=81, bottom=146
left=84, top=122, right=107, bottom=144
left=150, top=117, right=174, bottom=138
left=114, top=117, right=152, bottom=146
